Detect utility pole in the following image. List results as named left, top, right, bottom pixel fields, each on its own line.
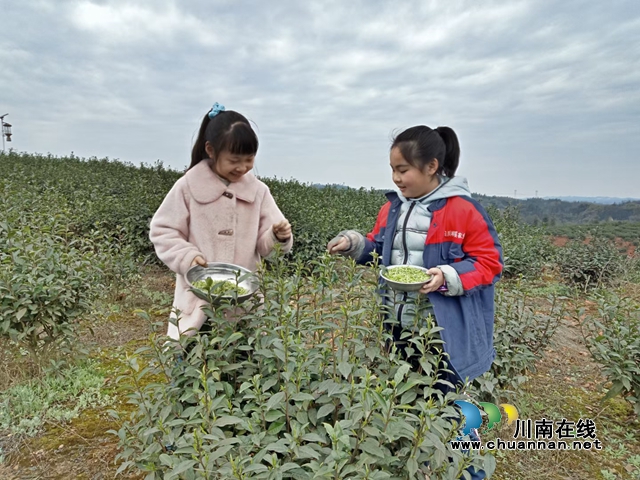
left=0, top=114, right=8, bottom=152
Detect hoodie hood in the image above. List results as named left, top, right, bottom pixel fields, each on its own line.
left=390, top=174, right=472, bottom=271
left=396, top=175, right=472, bottom=205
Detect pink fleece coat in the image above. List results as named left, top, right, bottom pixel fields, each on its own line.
left=149, top=159, right=293, bottom=339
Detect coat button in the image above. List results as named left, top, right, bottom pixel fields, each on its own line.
left=223, top=192, right=234, bottom=199
left=218, top=229, right=234, bottom=236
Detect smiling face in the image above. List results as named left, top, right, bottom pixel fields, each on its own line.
left=390, top=146, right=440, bottom=199
left=205, top=143, right=255, bottom=182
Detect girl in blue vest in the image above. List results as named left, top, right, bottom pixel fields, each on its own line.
left=328, top=125, right=503, bottom=479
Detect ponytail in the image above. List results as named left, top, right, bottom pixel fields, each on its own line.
left=433, top=126, right=460, bottom=177
left=392, top=125, right=460, bottom=177
left=190, top=114, right=211, bottom=169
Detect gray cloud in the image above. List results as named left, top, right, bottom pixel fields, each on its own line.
left=1, top=0, right=638, bottom=197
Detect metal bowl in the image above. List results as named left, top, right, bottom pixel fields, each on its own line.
left=185, top=262, right=259, bottom=303
left=380, top=265, right=432, bottom=292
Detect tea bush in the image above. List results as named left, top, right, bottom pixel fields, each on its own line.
left=487, top=206, right=557, bottom=279
left=2, top=151, right=562, bottom=281
left=578, top=291, right=640, bottom=415
left=112, top=255, right=493, bottom=479
left=0, top=228, right=99, bottom=358
left=626, top=255, right=640, bottom=284
left=548, top=221, right=640, bottom=245
left=0, top=151, right=179, bottom=263
left=556, top=232, right=628, bottom=289
left=0, top=162, right=138, bottom=361
left=0, top=193, right=100, bottom=359
left=263, top=179, right=386, bottom=266
left=0, top=152, right=386, bottom=267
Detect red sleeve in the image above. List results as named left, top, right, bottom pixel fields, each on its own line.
left=354, top=201, right=391, bottom=263
left=366, top=202, right=390, bottom=242
left=455, top=206, right=503, bottom=291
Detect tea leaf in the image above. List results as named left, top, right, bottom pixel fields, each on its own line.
left=266, top=391, right=286, bottom=411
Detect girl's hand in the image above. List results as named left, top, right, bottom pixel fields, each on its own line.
left=419, top=268, right=445, bottom=294
left=273, top=219, right=292, bottom=241
left=327, top=235, right=350, bottom=254
left=191, top=256, right=207, bottom=267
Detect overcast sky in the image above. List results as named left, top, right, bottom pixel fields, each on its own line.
left=1, top=0, right=639, bottom=198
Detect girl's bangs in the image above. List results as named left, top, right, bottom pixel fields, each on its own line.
left=226, top=124, right=258, bottom=156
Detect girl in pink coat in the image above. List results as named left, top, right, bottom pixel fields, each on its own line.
left=149, top=103, right=293, bottom=339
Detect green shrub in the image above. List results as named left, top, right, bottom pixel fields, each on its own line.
left=111, top=255, right=493, bottom=479
left=0, top=208, right=102, bottom=359
left=488, top=206, right=556, bottom=279
left=0, top=151, right=180, bottom=263
left=2, top=151, right=556, bottom=284
left=264, top=179, right=386, bottom=266
left=578, top=292, right=640, bottom=416
left=556, top=233, right=627, bottom=289
left=0, top=172, right=137, bottom=361
left=549, top=222, right=640, bottom=244
left=626, top=256, right=640, bottom=284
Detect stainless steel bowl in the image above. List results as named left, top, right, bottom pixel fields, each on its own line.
left=380, top=265, right=432, bottom=292
left=185, top=262, right=259, bottom=303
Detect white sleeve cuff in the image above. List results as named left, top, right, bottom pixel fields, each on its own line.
left=337, top=230, right=366, bottom=260
left=438, top=264, right=464, bottom=296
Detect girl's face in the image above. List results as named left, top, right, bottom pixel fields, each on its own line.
left=207, top=145, right=255, bottom=182
left=390, top=146, right=439, bottom=199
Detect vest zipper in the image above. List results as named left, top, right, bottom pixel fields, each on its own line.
left=401, top=202, right=416, bottom=264
left=397, top=201, right=417, bottom=327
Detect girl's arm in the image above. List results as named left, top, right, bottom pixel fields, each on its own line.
left=149, top=182, right=205, bottom=275
left=446, top=204, right=503, bottom=294
left=328, top=202, right=390, bottom=264
left=256, top=188, right=293, bottom=257
left=355, top=202, right=391, bottom=264
left=328, top=230, right=366, bottom=260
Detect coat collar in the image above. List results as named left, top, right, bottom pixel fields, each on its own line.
left=185, top=159, right=260, bottom=204
left=384, top=190, right=447, bottom=212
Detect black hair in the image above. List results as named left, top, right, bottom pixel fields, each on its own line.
left=189, top=109, right=259, bottom=170
left=391, top=125, right=460, bottom=177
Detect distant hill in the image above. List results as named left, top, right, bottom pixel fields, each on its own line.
left=311, top=184, right=640, bottom=225
left=474, top=194, right=640, bottom=225
left=541, top=196, right=640, bottom=205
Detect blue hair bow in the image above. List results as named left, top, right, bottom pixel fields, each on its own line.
left=208, top=102, right=225, bottom=119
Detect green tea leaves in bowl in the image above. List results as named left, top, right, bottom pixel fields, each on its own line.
left=193, top=278, right=249, bottom=296
left=383, top=266, right=432, bottom=284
